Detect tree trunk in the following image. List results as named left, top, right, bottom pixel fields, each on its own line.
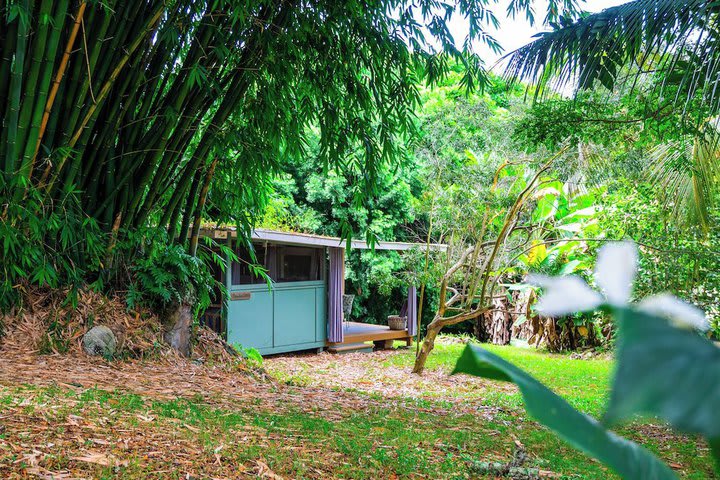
left=162, top=302, right=193, bottom=357
left=474, top=314, right=489, bottom=342
left=412, top=319, right=442, bottom=374
left=485, top=297, right=511, bottom=345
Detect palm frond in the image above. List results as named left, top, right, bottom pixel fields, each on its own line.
left=504, top=0, right=720, bottom=115
left=647, top=124, right=720, bottom=230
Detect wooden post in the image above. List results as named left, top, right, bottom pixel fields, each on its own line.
left=327, top=247, right=345, bottom=343
left=321, top=247, right=328, bottom=281
left=223, top=235, right=233, bottom=338
left=341, top=248, right=345, bottom=297
left=225, top=234, right=233, bottom=291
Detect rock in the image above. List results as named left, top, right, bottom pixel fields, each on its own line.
left=570, top=349, right=596, bottom=360
left=83, top=325, right=117, bottom=357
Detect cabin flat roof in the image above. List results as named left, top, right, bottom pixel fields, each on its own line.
left=198, top=227, right=446, bottom=252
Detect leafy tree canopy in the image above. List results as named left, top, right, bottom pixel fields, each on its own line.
left=0, top=0, right=580, bottom=309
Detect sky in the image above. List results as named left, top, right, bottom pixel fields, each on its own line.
left=449, top=0, right=629, bottom=70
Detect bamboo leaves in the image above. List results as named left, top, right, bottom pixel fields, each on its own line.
left=1, top=0, right=577, bottom=274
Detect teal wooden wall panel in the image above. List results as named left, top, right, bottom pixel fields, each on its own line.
left=315, top=287, right=327, bottom=342
left=227, top=290, right=273, bottom=349
left=226, top=281, right=327, bottom=354
left=273, top=287, right=318, bottom=346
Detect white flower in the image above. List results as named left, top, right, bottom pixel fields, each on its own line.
left=638, top=294, right=709, bottom=331
left=529, top=275, right=603, bottom=317
left=527, top=241, right=708, bottom=331
left=594, top=241, right=637, bottom=305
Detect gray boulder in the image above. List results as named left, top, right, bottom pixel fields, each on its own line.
left=83, top=325, right=117, bottom=357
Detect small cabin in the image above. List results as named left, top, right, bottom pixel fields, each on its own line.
left=200, top=228, right=444, bottom=355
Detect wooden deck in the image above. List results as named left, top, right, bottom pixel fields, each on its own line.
left=327, top=321, right=412, bottom=353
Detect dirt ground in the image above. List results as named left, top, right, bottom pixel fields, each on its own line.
left=0, top=349, right=503, bottom=479
left=264, top=348, right=515, bottom=407
left=0, top=350, right=490, bottom=420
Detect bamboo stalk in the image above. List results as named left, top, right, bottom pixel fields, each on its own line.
left=0, top=21, right=15, bottom=118
left=62, top=0, right=140, bottom=161
left=126, top=12, right=225, bottom=221
left=153, top=1, right=291, bottom=232
left=18, top=0, right=68, bottom=183
left=58, top=3, right=100, bottom=146
left=28, top=0, right=87, bottom=180
left=4, top=0, right=31, bottom=173
left=40, top=3, right=165, bottom=191
left=76, top=37, right=150, bottom=196
left=80, top=18, right=96, bottom=103
left=16, top=0, right=52, bottom=166
left=104, top=211, right=123, bottom=268
left=158, top=67, right=255, bottom=231
left=0, top=19, right=18, bottom=172
left=68, top=4, right=164, bottom=149
left=178, top=166, right=202, bottom=243
left=132, top=89, right=213, bottom=226
left=165, top=187, right=185, bottom=242
left=189, top=155, right=219, bottom=256
left=83, top=61, right=142, bottom=186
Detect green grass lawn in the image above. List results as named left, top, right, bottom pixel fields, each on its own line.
left=382, top=342, right=612, bottom=416
left=266, top=340, right=714, bottom=479
left=0, top=342, right=714, bottom=479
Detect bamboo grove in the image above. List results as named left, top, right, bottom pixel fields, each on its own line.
left=0, top=0, right=576, bottom=309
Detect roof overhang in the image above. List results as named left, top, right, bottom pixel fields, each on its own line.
left=198, top=227, right=446, bottom=252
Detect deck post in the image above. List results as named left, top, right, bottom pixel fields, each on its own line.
left=224, top=235, right=233, bottom=291
left=328, top=247, right=345, bottom=343
left=374, top=339, right=395, bottom=349
left=407, top=285, right=418, bottom=336
left=222, top=236, right=233, bottom=337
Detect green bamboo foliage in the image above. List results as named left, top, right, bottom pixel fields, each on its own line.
left=0, top=0, right=577, bottom=262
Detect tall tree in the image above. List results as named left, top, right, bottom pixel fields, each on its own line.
left=503, top=1, right=720, bottom=229
left=0, top=0, right=583, bottom=311
left=0, top=0, right=583, bottom=241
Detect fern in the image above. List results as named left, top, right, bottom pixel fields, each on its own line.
left=125, top=228, right=228, bottom=317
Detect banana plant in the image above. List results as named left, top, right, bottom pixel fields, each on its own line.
left=518, top=179, right=603, bottom=276
left=454, top=242, right=716, bottom=479
left=504, top=179, right=603, bottom=348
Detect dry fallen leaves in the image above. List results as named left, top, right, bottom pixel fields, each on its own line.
left=0, top=332, right=706, bottom=479
left=72, top=450, right=127, bottom=467
left=255, top=459, right=284, bottom=480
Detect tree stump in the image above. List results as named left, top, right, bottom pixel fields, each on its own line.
left=162, top=302, right=193, bottom=357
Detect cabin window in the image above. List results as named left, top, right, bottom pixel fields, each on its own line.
left=231, top=246, right=271, bottom=285
left=230, top=244, right=322, bottom=285
left=277, top=247, right=321, bottom=282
